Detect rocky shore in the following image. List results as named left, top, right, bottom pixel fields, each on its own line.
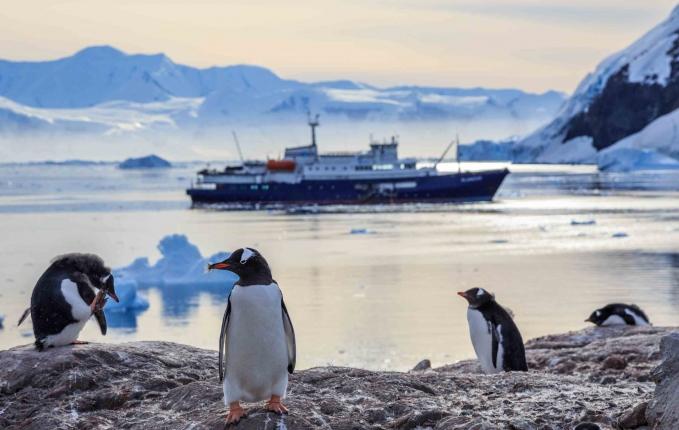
left=0, top=326, right=677, bottom=430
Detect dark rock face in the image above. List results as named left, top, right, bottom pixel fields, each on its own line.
left=0, top=327, right=675, bottom=429
left=647, top=332, right=679, bottom=429
left=563, top=31, right=679, bottom=151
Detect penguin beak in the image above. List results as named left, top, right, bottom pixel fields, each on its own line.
left=208, top=262, right=231, bottom=271
left=457, top=291, right=468, bottom=299
left=108, top=291, right=120, bottom=303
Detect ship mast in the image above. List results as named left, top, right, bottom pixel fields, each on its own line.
left=308, top=113, right=320, bottom=147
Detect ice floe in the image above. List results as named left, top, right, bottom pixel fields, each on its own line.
left=104, top=277, right=149, bottom=313
left=114, top=234, right=237, bottom=286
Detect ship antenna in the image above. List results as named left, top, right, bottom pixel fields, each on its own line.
left=434, top=137, right=456, bottom=171
left=307, top=112, right=320, bottom=146
left=456, top=134, right=461, bottom=175
left=231, top=130, right=245, bottom=163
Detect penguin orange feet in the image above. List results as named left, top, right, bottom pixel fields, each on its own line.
left=226, top=402, right=246, bottom=425
left=266, top=395, right=289, bottom=415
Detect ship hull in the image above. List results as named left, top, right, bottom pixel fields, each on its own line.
left=187, top=169, right=509, bottom=206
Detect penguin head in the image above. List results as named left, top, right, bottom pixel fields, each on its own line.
left=457, top=287, right=494, bottom=308
left=585, top=309, right=606, bottom=325
left=207, top=247, right=273, bottom=286
left=51, top=253, right=119, bottom=302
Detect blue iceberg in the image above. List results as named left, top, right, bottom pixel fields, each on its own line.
left=115, top=234, right=237, bottom=287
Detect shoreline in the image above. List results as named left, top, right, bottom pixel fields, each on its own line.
left=1, top=326, right=677, bottom=429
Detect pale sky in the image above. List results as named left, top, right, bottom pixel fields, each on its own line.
left=0, top=0, right=676, bottom=93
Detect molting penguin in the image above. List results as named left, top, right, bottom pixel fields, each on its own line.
left=17, top=253, right=119, bottom=351
left=208, top=247, right=296, bottom=425
left=585, top=303, right=650, bottom=326
left=458, top=287, right=528, bottom=373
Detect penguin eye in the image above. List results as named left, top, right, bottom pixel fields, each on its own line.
left=240, top=259, right=247, bottom=265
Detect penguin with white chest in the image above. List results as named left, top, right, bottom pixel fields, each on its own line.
left=585, top=303, right=650, bottom=326
left=208, top=247, right=296, bottom=425
left=17, top=253, right=119, bottom=351
left=458, top=288, right=527, bottom=373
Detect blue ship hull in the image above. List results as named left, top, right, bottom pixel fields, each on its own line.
left=187, top=169, right=509, bottom=206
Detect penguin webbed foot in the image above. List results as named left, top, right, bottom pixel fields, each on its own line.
left=265, top=396, right=289, bottom=415
left=226, top=403, right=246, bottom=425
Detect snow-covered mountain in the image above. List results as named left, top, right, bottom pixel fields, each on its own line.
left=514, top=5, right=679, bottom=170
left=0, top=46, right=563, bottom=132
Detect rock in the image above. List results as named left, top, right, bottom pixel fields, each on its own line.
left=0, top=327, right=675, bottom=429
left=411, top=359, right=431, bottom=372
left=602, top=355, right=628, bottom=370
left=618, top=401, right=648, bottom=428
left=646, top=332, right=679, bottom=429
left=118, top=154, right=171, bottom=169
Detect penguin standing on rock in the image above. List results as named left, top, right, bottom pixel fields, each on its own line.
left=17, top=253, right=119, bottom=351
left=585, top=303, right=650, bottom=326
left=208, top=247, right=296, bottom=425
left=458, top=287, right=528, bottom=373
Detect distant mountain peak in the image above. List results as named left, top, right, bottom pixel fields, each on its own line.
left=74, top=45, right=126, bottom=59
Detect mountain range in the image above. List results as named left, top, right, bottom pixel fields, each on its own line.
left=0, top=46, right=564, bottom=142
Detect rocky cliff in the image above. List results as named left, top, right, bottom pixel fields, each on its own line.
left=0, top=326, right=676, bottom=430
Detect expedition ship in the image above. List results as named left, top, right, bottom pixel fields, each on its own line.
left=186, top=117, right=508, bottom=206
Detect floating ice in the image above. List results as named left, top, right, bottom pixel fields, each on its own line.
left=115, top=234, right=237, bottom=286
left=598, top=148, right=679, bottom=172
left=612, top=232, right=629, bottom=238
left=571, top=219, right=596, bottom=226
left=104, top=277, right=149, bottom=313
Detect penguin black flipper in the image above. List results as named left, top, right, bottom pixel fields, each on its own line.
left=218, top=294, right=232, bottom=382
left=281, top=298, right=296, bottom=374
left=93, top=309, right=107, bottom=335
left=490, top=320, right=500, bottom=369
left=17, top=307, right=31, bottom=326
left=499, top=323, right=528, bottom=371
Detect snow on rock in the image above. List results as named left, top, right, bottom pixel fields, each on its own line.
left=535, top=136, right=597, bottom=164
left=114, top=234, right=236, bottom=286
left=514, top=4, right=679, bottom=163
left=118, top=154, right=171, bottom=169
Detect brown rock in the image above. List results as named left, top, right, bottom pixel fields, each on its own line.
left=602, top=355, right=628, bottom=370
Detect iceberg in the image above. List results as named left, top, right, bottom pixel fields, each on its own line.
left=115, top=234, right=237, bottom=287
left=104, top=277, right=149, bottom=313
left=598, top=148, right=679, bottom=172
left=0, top=314, right=4, bottom=329
left=118, top=154, right=171, bottom=169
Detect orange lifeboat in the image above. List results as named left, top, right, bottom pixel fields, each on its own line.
left=266, top=159, right=296, bottom=172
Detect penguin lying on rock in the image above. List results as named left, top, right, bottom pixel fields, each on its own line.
left=585, top=303, right=650, bottom=326
left=208, top=247, right=296, bottom=425
left=18, top=253, right=119, bottom=351
left=458, top=287, right=528, bottom=373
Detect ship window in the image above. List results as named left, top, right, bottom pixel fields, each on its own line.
left=250, top=185, right=258, bottom=190
left=262, top=185, right=269, bottom=191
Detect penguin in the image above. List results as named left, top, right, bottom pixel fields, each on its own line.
left=208, top=247, right=296, bottom=425
left=457, top=287, right=527, bottom=373
left=17, top=253, right=119, bottom=351
left=585, top=303, right=650, bottom=326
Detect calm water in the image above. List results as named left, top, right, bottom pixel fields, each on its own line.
left=0, top=163, right=678, bottom=370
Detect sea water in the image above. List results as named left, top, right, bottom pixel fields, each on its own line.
left=0, top=163, right=677, bottom=371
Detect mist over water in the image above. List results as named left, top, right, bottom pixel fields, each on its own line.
left=0, top=163, right=677, bottom=371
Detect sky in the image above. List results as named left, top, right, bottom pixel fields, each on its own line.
left=0, top=0, right=676, bottom=93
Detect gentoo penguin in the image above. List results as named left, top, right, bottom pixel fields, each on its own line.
left=17, top=253, right=119, bottom=351
left=208, top=247, right=296, bottom=425
left=585, top=303, right=650, bottom=326
left=458, top=287, right=528, bottom=373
